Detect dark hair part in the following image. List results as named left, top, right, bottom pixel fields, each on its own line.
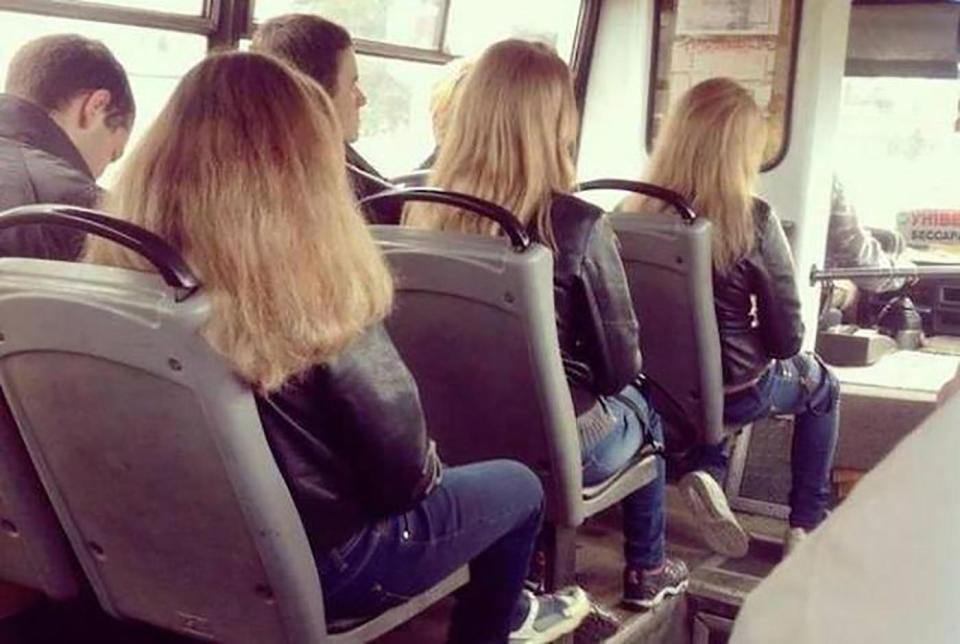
left=5, top=34, right=135, bottom=129
left=251, top=14, right=352, bottom=95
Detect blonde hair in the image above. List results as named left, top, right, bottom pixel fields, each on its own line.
left=429, top=57, right=473, bottom=144
left=625, top=78, right=768, bottom=273
left=404, top=39, right=578, bottom=244
left=86, top=52, right=393, bottom=391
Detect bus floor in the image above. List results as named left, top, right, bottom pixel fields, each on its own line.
left=373, top=490, right=786, bottom=644
left=0, top=490, right=787, bottom=644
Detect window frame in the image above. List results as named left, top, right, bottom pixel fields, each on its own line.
left=244, top=0, right=598, bottom=72
left=0, top=0, right=601, bottom=167
left=0, top=0, right=219, bottom=35
left=645, top=0, right=805, bottom=171
left=0, top=0, right=599, bottom=101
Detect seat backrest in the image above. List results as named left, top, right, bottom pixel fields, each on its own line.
left=372, top=226, right=585, bottom=526
left=609, top=211, right=725, bottom=449
left=0, top=255, right=328, bottom=643
left=0, top=393, right=79, bottom=599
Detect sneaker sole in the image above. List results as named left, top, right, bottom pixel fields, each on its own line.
left=679, top=473, right=749, bottom=558
left=573, top=607, right=621, bottom=643
left=622, top=579, right=690, bottom=610
left=512, top=589, right=592, bottom=644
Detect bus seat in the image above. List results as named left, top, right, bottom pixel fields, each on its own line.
left=609, top=212, right=726, bottom=450
left=0, top=205, right=467, bottom=643
left=0, top=393, right=79, bottom=601
left=576, top=180, right=727, bottom=452
left=365, top=188, right=660, bottom=588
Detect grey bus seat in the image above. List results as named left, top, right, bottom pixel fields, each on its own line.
left=364, top=189, right=660, bottom=588
left=577, top=180, right=727, bottom=452
left=0, top=392, right=79, bottom=600
left=0, top=205, right=467, bottom=643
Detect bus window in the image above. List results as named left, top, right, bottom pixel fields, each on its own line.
left=354, top=56, right=448, bottom=175
left=444, top=0, right=582, bottom=61
left=834, top=75, right=959, bottom=233
left=255, top=0, right=447, bottom=50
left=251, top=0, right=586, bottom=175
left=833, top=2, right=960, bottom=246
left=0, top=11, right=207, bottom=187
left=648, top=0, right=801, bottom=169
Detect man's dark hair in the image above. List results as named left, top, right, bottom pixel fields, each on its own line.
left=251, top=14, right=353, bottom=95
left=5, top=34, right=135, bottom=129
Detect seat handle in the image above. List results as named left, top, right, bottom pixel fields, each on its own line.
left=0, top=204, right=200, bottom=297
left=574, top=179, right=697, bottom=222
left=361, top=187, right=531, bottom=251
left=389, top=170, right=430, bottom=188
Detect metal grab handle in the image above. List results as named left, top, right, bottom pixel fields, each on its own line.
left=575, top=179, right=697, bottom=223
left=361, top=187, right=531, bottom=251
left=389, top=170, right=430, bottom=188
left=347, top=163, right=395, bottom=191
left=0, top=205, right=200, bottom=297
left=809, top=264, right=960, bottom=286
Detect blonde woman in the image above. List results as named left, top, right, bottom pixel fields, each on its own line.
left=406, top=40, right=689, bottom=610
left=86, top=52, right=589, bottom=643
left=621, top=78, right=839, bottom=557
left=419, top=57, right=474, bottom=169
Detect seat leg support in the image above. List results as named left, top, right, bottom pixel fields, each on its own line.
left=541, top=523, right=578, bottom=592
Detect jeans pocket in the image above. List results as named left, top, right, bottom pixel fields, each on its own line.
left=318, top=522, right=386, bottom=603
left=366, top=582, right=415, bottom=614
left=320, top=530, right=364, bottom=575
left=351, top=521, right=417, bottom=616
left=725, top=375, right=773, bottom=424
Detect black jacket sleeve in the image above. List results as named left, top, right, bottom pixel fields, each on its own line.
left=580, top=216, right=643, bottom=394
left=754, top=209, right=804, bottom=358
left=335, top=326, right=442, bottom=515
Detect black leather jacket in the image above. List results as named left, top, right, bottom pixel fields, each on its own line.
left=544, top=193, right=643, bottom=448
left=256, top=324, right=442, bottom=554
left=714, top=200, right=804, bottom=387
left=0, top=94, right=98, bottom=259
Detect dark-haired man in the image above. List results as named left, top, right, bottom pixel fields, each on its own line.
left=252, top=14, right=401, bottom=225
left=0, top=34, right=135, bottom=259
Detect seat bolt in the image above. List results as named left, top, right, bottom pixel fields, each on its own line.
left=168, top=358, right=183, bottom=371
left=89, top=541, right=106, bottom=559
left=504, top=292, right=515, bottom=304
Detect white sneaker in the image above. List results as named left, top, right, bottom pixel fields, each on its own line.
left=509, top=587, right=591, bottom=643
left=783, top=527, right=808, bottom=557
left=679, top=470, right=749, bottom=558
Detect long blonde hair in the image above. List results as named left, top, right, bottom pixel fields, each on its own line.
left=429, top=57, right=473, bottom=144
left=625, top=78, right=768, bottom=273
left=404, top=39, right=578, bottom=243
left=86, top=52, right=393, bottom=391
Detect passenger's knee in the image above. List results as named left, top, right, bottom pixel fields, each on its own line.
left=489, top=459, right=544, bottom=511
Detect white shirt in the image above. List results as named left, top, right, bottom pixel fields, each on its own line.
left=730, top=393, right=960, bottom=644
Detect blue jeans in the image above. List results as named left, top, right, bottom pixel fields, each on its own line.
left=581, top=383, right=666, bottom=570
left=316, top=460, right=544, bottom=643
left=699, top=352, right=840, bottom=529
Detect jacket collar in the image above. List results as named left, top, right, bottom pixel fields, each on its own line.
left=0, top=94, right=94, bottom=179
